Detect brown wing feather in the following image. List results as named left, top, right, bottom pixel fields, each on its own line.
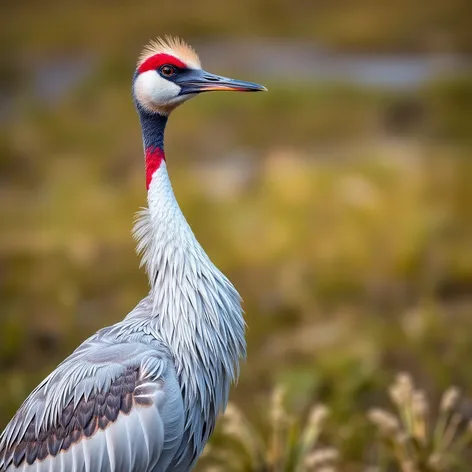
left=0, top=367, right=152, bottom=469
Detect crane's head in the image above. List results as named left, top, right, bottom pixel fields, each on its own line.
left=133, top=36, right=266, bottom=115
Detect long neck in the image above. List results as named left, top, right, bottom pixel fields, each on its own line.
left=138, top=107, right=168, bottom=189
left=135, top=106, right=201, bottom=287
left=130, top=105, right=246, bottom=457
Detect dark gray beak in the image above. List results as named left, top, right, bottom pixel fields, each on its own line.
left=176, top=69, right=267, bottom=95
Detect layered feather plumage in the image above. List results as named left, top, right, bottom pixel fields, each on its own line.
left=0, top=162, right=246, bottom=472
left=0, top=36, right=246, bottom=472
left=0, top=326, right=184, bottom=471
left=132, top=161, right=246, bottom=469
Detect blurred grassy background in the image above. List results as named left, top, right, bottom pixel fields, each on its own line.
left=1, top=0, right=472, bottom=470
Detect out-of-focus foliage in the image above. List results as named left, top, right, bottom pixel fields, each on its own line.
left=367, top=373, right=472, bottom=471
left=2, top=0, right=472, bottom=54
left=1, top=1, right=472, bottom=470
left=202, top=375, right=472, bottom=471
left=203, top=388, right=336, bottom=472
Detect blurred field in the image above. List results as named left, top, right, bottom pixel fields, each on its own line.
left=1, top=1, right=472, bottom=470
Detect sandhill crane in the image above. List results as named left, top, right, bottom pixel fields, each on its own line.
left=0, top=36, right=266, bottom=472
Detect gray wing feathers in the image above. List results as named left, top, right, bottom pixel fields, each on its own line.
left=0, top=333, right=185, bottom=471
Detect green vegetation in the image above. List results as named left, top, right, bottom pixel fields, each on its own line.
left=1, top=1, right=472, bottom=470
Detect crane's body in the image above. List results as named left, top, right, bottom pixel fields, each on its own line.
left=0, top=36, right=265, bottom=471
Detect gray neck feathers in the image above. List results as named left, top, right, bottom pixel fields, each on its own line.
left=130, top=161, right=246, bottom=453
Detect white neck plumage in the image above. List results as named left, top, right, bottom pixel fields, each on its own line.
left=130, top=155, right=246, bottom=452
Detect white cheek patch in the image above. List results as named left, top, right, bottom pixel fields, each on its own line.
left=134, top=71, right=182, bottom=112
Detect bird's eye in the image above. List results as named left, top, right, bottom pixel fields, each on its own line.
left=160, top=65, right=176, bottom=77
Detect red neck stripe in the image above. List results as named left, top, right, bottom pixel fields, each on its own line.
left=138, top=53, right=187, bottom=74
left=145, top=147, right=166, bottom=189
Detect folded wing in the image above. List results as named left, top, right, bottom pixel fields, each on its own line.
left=0, top=333, right=184, bottom=471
